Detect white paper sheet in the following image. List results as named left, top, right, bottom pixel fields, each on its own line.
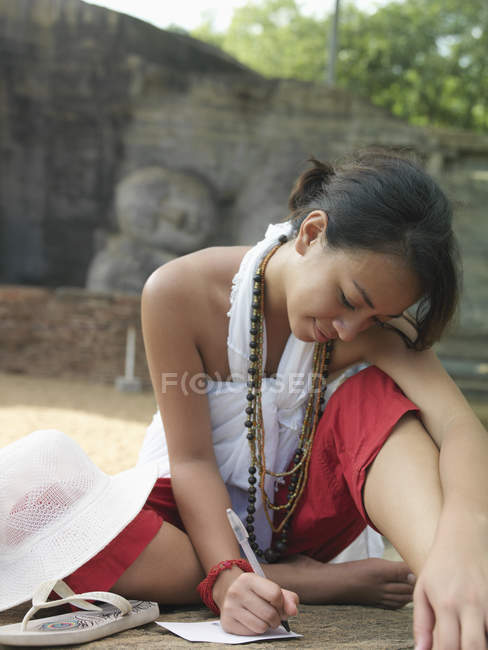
left=157, top=619, right=302, bottom=644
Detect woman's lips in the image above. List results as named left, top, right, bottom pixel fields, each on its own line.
left=313, top=320, right=333, bottom=342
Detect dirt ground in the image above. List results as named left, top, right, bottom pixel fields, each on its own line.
left=0, top=372, right=157, bottom=474
left=0, top=371, right=486, bottom=648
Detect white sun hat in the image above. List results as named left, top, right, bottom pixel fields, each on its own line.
left=0, top=429, right=161, bottom=611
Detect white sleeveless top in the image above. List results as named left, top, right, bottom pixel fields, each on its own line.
left=137, top=222, right=383, bottom=560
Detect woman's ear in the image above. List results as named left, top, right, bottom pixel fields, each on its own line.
left=295, top=211, right=328, bottom=255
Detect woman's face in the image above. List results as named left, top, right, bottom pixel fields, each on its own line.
left=285, top=214, right=421, bottom=344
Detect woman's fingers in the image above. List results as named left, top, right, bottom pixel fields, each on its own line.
left=431, top=605, right=486, bottom=650
left=459, top=606, right=486, bottom=650
left=282, top=588, right=299, bottom=617
left=221, top=573, right=295, bottom=635
left=413, top=578, right=488, bottom=650
left=413, top=584, right=435, bottom=650
left=433, top=604, right=460, bottom=650
left=226, top=597, right=280, bottom=635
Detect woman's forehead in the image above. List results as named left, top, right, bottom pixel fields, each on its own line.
left=333, top=249, right=422, bottom=308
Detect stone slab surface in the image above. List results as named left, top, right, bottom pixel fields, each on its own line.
left=0, top=602, right=413, bottom=649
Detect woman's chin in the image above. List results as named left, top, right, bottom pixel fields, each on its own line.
left=293, top=329, right=316, bottom=343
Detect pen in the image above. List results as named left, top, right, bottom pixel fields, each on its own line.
left=226, top=507, right=291, bottom=632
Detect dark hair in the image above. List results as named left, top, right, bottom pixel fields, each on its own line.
left=286, top=149, right=461, bottom=350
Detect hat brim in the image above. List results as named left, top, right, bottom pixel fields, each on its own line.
left=0, top=460, right=160, bottom=611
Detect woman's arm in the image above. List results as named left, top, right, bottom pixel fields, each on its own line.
left=142, top=259, right=297, bottom=632
left=142, top=262, right=240, bottom=575
left=365, top=329, right=488, bottom=649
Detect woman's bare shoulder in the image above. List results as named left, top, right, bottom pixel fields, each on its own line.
left=142, top=246, right=251, bottom=345
left=146, top=246, right=251, bottom=287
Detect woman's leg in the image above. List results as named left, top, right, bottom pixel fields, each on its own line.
left=110, top=516, right=413, bottom=609
left=111, top=404, right=436, bottom=609
left=265, top=412, right=441, bottom=607
left=111, top=521, right=205, bottom=604
left=363, top=412, right=443, bottom=575
left=111, top=518, right=414, bottom=609
left=264, top=556, right=414, bottom=609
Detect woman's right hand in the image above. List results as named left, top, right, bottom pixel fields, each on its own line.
left=214, top=569, right=299, bottom=635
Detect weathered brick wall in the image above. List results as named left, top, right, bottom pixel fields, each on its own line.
left=0, top=286, right=150, bottom=386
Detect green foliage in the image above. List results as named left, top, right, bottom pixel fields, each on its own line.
left=191, top=0, right=488, bottom=133
left=191, top=10, right=226, bottom=49
left=337, top=0, right=488, bottom=131
left=193, top=0, right=329, bottom=81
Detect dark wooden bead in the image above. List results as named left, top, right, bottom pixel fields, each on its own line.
left=245, top=406, right=253, bottom=415
left=250, top=327, right=258, bottom=335
left=251, top=542, right=259, bottom=551
left=248, top=533, right=256, bottom=543
left=248, top=476, right=257, bottom=485
left=251, top=316, right=260, bottom=323
left=246, top=432, right=255, bottom=440
left=253, top=273, right=262, bottom=282
left=248, top=486, right=256, bottom=494
left=248, top=466, right=256, bottom=474
left=250, top=341, right=257, bottom=349
left=248, top=367, right=257, bottom=376
left=249, top=354, right=258, bottom=363
left=264, top=548, right=278, bottom=563
left=246, top=515, right=254, bottom=524
left=247, top=380, right=256, bottom=388
left=246, top=524, right=254, bottom=533
left=278, top=234, right=288, bottom=244
left=245, top=420, right=253, bottom=428
left=257, top=548, right=264, bottom=557
left=248, top=495, right=256, bottom=503
left=246, top=392, right=255, bottom=401
left=247, top=505, right=255, bottom=514
left=253, top=288, right=261, bottom=296
left=275, top=541, right=287, bottom=554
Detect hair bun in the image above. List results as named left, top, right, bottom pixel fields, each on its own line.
left=288, top=157, right=335, bottom=211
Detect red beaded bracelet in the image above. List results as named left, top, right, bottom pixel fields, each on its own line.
left=197, top=559, right=253, bottom=615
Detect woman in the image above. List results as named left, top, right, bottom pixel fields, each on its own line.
left=4, top=150, right=487, bottom=650
left=118, top=151, right=487, bottom=649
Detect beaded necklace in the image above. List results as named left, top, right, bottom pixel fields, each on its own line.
left=244, top=234, right=334, bottom=563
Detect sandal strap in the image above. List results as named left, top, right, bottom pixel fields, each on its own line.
left=31, top=579, right=100, bottom=609
left=21, top=580, right=132, bottom=632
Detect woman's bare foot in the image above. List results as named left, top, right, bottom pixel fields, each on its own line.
left=264, top=555, right=415, bottom=609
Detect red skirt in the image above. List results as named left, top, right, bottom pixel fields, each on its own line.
left=65, top=366, right=418, bottom=594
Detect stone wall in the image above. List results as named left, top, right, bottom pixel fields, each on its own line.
left=0, top=285, right=150, bottom=386
left=0, top=0, right=253, bottom=287
left=1, top=283, right=486, bottom=397
left=1, top=0, right=487, bottom=384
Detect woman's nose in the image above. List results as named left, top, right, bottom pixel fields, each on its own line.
left=332, top=317, right=367, bottom=342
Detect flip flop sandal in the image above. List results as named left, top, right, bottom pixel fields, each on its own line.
left=0, top=579, right=159, bottom=646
